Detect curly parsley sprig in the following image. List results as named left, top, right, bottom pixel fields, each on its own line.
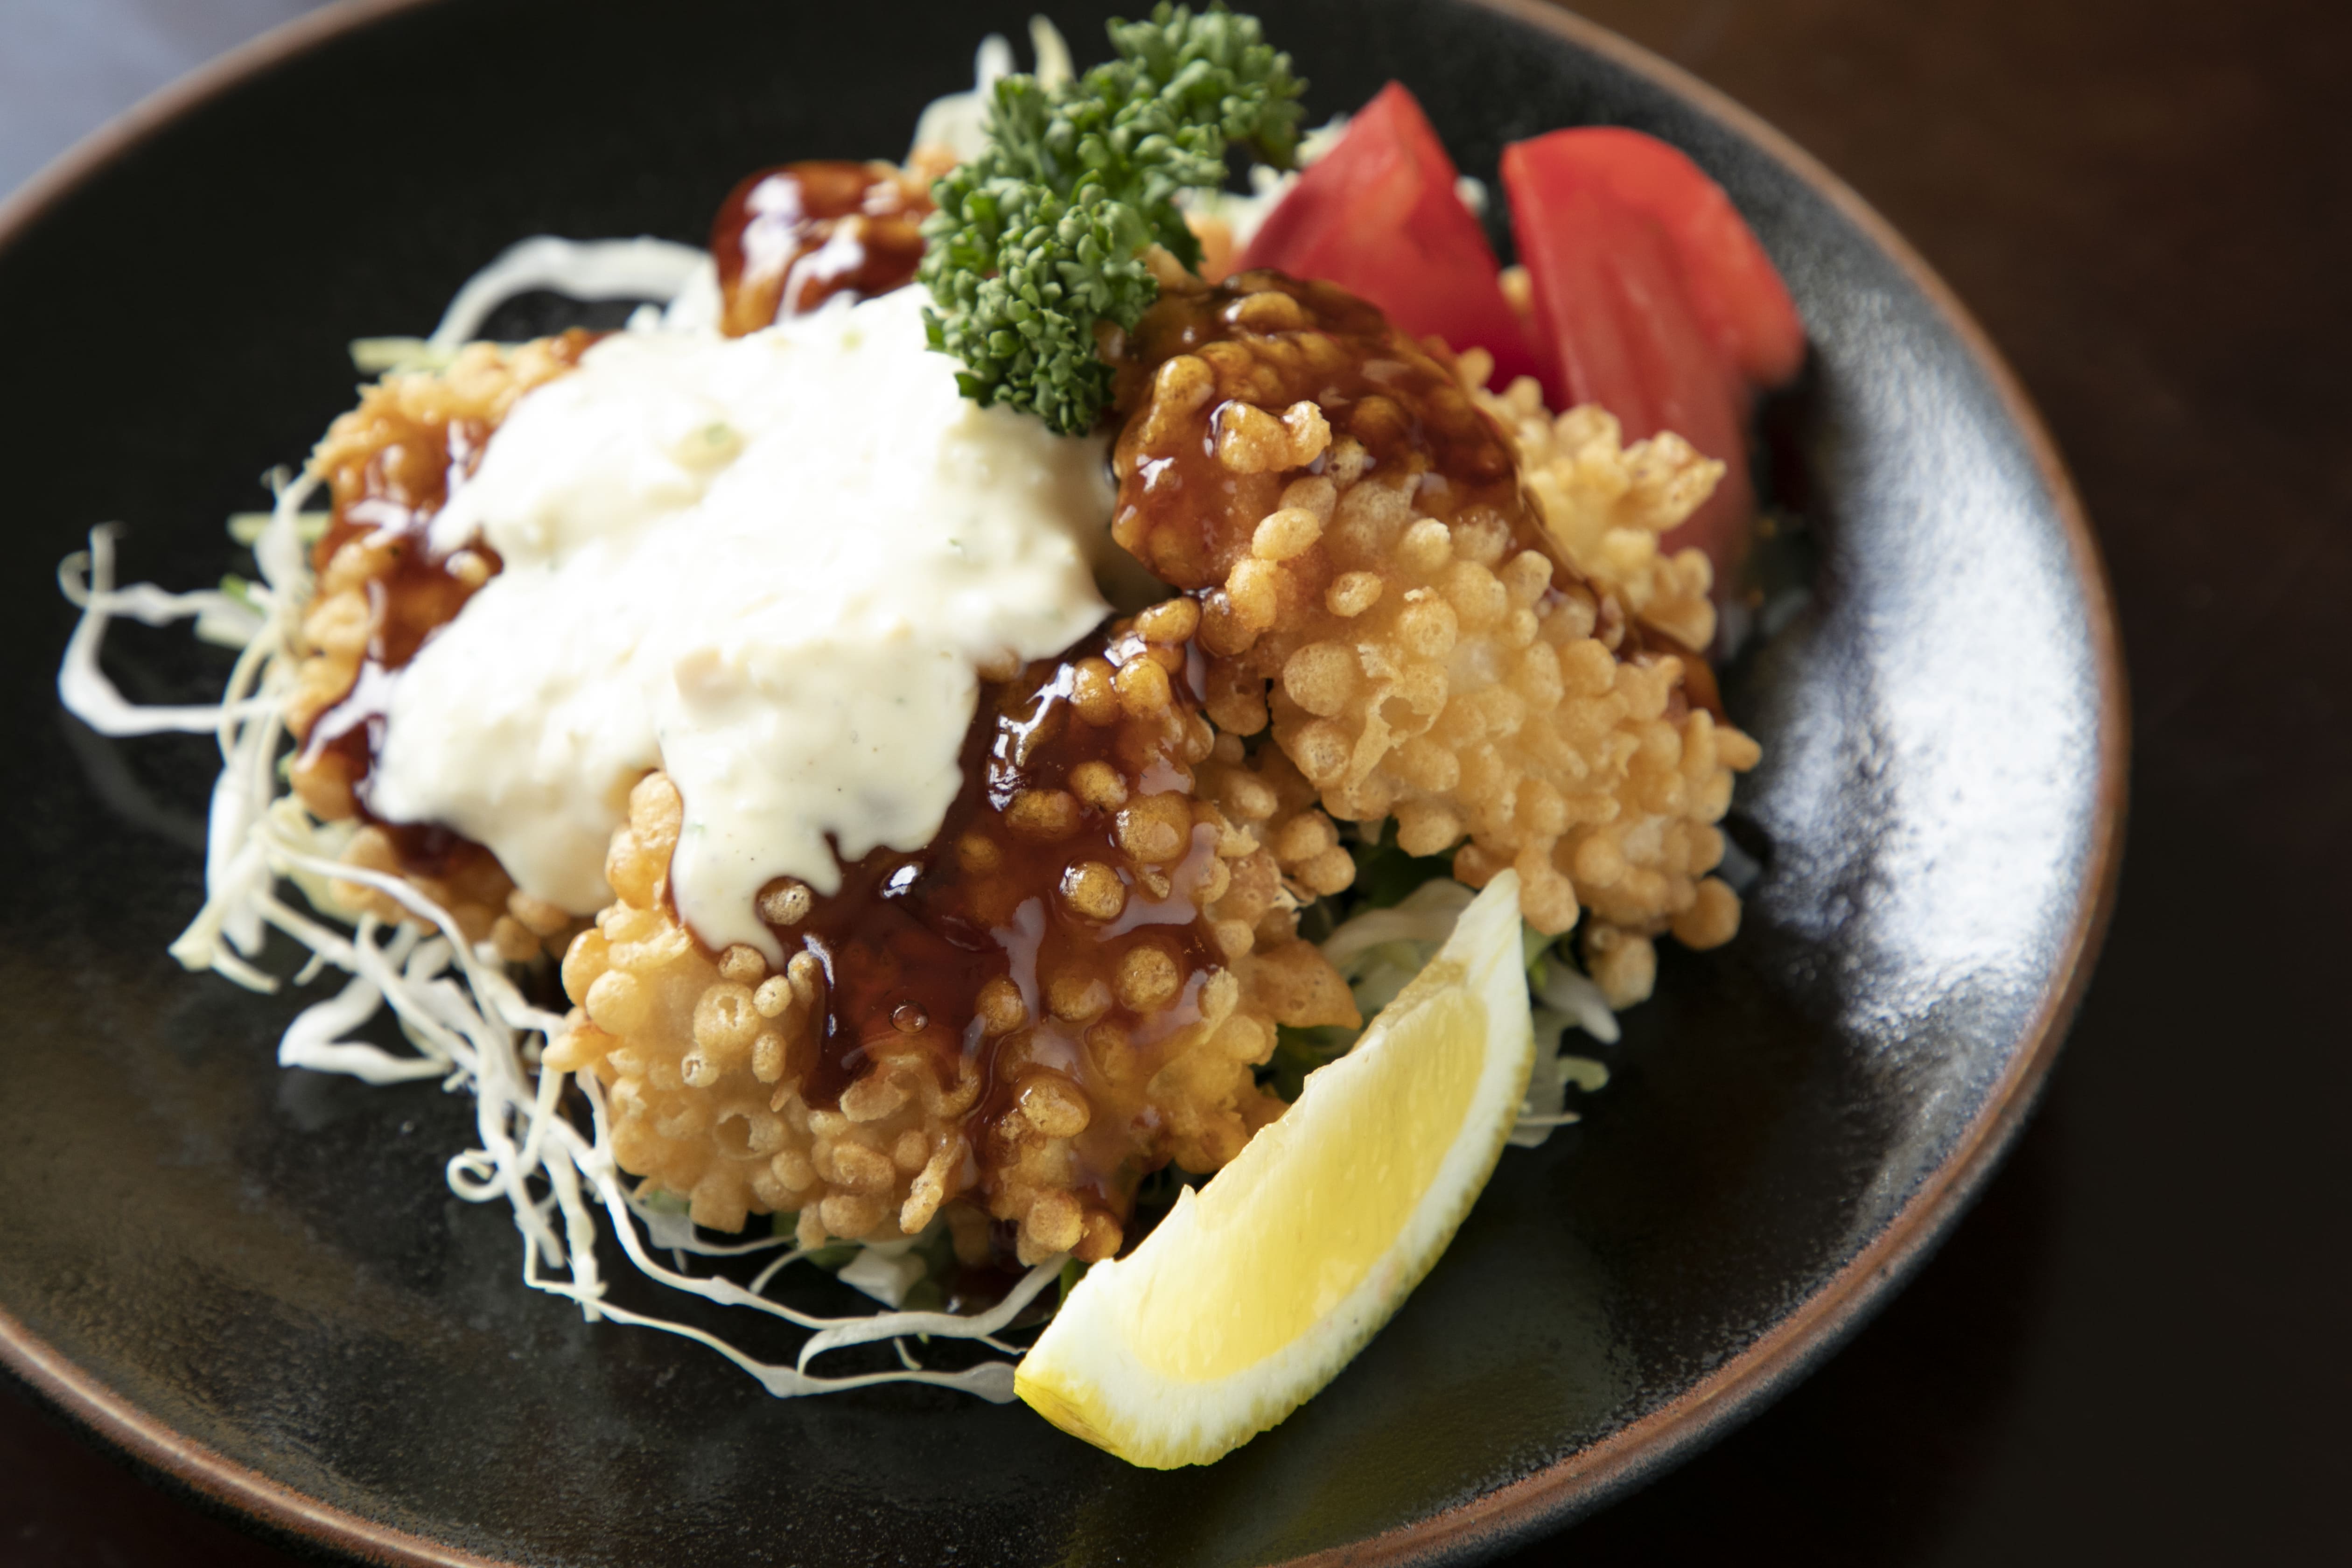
left=920, top=4, right=1306, bottom=435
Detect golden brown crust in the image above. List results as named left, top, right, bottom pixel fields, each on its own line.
left=288, top=334, right=594, bottom=950
left=549, top=616, right=1358, bottom=1265
left=546, top=785, right=1349, bottom=1260
left=1477, top=384, right=1723, bottom=654
left=1113, top=272, right=1762, bottom=976
left=274, top=265, right=1767, bottom=1269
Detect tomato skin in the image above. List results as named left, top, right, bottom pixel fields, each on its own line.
left=1238, top=83, right=1544, bottom=389
left=1503, top=127, right=1804, bottom=389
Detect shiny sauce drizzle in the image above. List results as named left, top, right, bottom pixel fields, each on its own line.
left=295, top=330, right=597, bottom=869
left=1112, top=270, right=1548, bottom=591
left=1111, top=269, right=1707, bottom=700
left=711, top=161, right=932, bottom=337
left=770, top=630, right=1223, bottom=1210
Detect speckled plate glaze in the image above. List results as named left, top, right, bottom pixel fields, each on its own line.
left=0, top=0, right=2124, bottom=1562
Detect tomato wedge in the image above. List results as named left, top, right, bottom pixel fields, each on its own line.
left=1502, top=128, right=1804, bottom=570
left=1238, top=82, right=1543, bottom=389
left=1503, top=127, right=1804, bottom=388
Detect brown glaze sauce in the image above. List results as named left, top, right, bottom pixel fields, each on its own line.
left=304, top=160, right=933, bottom=836
left=771, top=630, right=1223, bottom=1211
left=1111, top=270, right=1554, bottom=591
left=711, top=161, right=931, bottom=337
left=297, top=330, right=595, bottom=869
left=1109, top=269, right=1717, bottom=715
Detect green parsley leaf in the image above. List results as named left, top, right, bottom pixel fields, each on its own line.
left=920, top=3, right=1306, bottom=434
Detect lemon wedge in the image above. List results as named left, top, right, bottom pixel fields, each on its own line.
left=1016, top=869, right=1535, bottom=1467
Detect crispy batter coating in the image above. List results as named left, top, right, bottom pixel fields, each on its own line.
left=272, top=262, right=1768, bottom=1271
left=549, top=618, right=1358, bottom=1263
left=287, top=335, right=593, bottom=952
left=1473, top=375, right=1722, bottom=654
left=1113, top=271, right=1762, bottom=989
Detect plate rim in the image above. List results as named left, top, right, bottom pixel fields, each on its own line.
left=1330, top=2, right=2131, bottom=1554
left=0, top=0, right=2129, bottom=1562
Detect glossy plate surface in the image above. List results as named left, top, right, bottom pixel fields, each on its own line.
left=0, top=0, right=2123, bottom=1562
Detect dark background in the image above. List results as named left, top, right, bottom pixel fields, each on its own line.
left=1, top=0, right=2341, bottom=1563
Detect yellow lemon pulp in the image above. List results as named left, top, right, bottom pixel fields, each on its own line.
left=1131, top=977, right=1482, bottom=1380
left=1016, top=870, right=1534, bottom=1467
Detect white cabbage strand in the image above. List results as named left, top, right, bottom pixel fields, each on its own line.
left=1315, top=876, right=1620, bottom=1148
left=49, top=240, right=1071, bottom=1402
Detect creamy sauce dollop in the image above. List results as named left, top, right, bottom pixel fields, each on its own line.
left=368, top=287, right=1113, bottom=960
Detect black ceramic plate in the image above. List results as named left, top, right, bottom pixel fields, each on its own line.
left=0, top=0, right=2124, bottom=1563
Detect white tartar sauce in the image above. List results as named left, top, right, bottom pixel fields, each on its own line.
left=367, top=286, right=1113, bottom=960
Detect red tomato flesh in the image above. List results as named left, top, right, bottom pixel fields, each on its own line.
left=1238, top=82, right=1544, bottom=389
left=1502, top=129, right=1806, bottom=572
left=1504, top=127, right=1804, bottom=388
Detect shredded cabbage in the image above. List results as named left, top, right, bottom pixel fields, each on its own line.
left=53, top=120, right=1629, bottom=1391
left=1314, top=877, right=1618, bottom=1150
left=52, top=239, right=1063, bottom=1402
left=908, top=19, right=1076, bottom=167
